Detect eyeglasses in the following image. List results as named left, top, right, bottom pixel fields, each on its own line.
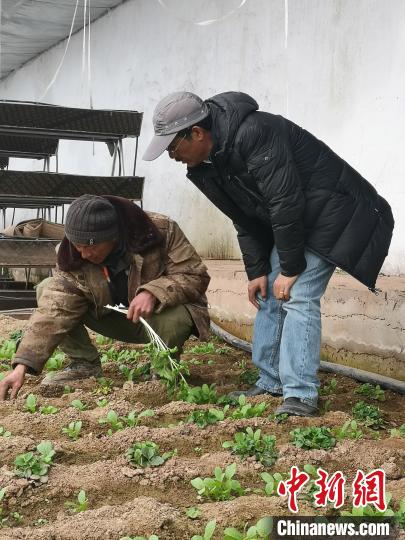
left=167, top=134, right=187, bottom=157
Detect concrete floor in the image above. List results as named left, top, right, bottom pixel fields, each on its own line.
left=205, top=260, right=405, bottom=381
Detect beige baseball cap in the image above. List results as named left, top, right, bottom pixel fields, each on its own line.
left=143, top=91, right=209, bottom=161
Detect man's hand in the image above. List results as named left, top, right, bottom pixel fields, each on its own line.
left=127, top=290, right=157, bottom=323
left=273, top=273, right=299, bottom=301
left=0, top=364, right=27, bottom=400
left=248, top=276, right=268, bottom=309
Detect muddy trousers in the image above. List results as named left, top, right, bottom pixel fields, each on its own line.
left=36, top=281, right=194, bottom=364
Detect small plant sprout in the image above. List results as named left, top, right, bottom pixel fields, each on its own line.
left=62, top=421, right=82, bottom=440
left=99, top=410, right=124, bottom=435
left=124, top=409, right=155, bottom=427
left=191, top=519, right=217, bottom=540
left=126, top=441, right=176, bottom=468
left=44, top=350, right=65, bottom=371
left=191, top=463, right=244, bottom=501
left=186, top=506, right=202, bottom=519
left=223, top=517, right=273, bottom=540
left=261, top=472, right=285, bottom=496
left=231, top=395, right=267, bottom=419
left=24, top=393, right=38, bottom=413
left=0, top=339, right=16, bottom=360
left=70, top=399, right=88, bottom=411
left=390, top=424, right=405, bottom=438
left=0, top=426, right=11, bottom=438
left=222, top=427, right=278, bottom=466
left=319, top=377, right=338, bottom=396
left=101, top=347, right=140, bottom=364
left=352, top=401, right=384, bottom=429
left=39, top=405, right=59, bottom=415
left=96, top=334, right=114, bottom=346
left=333, top=420, right=363, bottom=441
left=96, top=397, right=109, bottom=407
left=14, top=441, right=55, bottom=481
left=65, top=489, right=89, bottom=513
left=187, top=406, right=229, bottom=428
left=269, top=412, right=289, bottom=424
left=341, top=493, right=395, bottom=518
left=93, top=377, right=114, bottom=395
left=181, top=384, right=219, bottom=404
left=355, top=383, right=386, bottom=402
left=290, top=426, right=336, bottom=450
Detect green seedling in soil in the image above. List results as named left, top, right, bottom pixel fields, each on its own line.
left=93, top=377, right=114, bottom=395
left=186, top=506, right=202, bottom=519
left=352, top=401, right=384, bottom=429
left=24, top=393, right=38, bottom=413
left=126, top=441, right=176, bottom=468
left=0, top=488, right=7, bottom=527
left=186, top=339, right=229, bottom=353
left=14, top=441, right=55, bottom=481
left=10, top=511, right=23, bottom=524
left=143, top=343, right=189, bottom=397
left=230, top=395, right=267, bottom=419
left=394, top=499, right=405, bottom=529
left=63, top=385, right=73, bottom=394
left=70, top=399, right=88, bottom=411
left=239, top=367, right=259, bottom=386
left=333, top=420, right=363, bottom=441
left=120, top=536, right=159, bottom=540
left=9, top=329, right=23, bottom=342
left=118, top=363, right=151, bottom=382
left=101, top=347, right=141, bottom=364
left=96, top=397, right=109, bottom=407
left=223, top=427, right=278, bottom=467
left=191, top=463, right=244, bottom=501
left=187, top=406, right=229, bottom=428
left=319, top=377, right=338, bottom=395
left=39, top=405, right=59, bottom=415
left=34, top=518, right=49, bottom=526
left=390, top=424, right=405, bottom=438
left=261, top=472, right=285, bottom=496
left=62, top=421, right=82, bottom=440
left=180, top=383, right=219, bottom=404
left=0, top=426, right=11, bottom=438
left=99, top=410, right=124, bottom=435
left=65, top=489, right=89, bottom=513
left=44, top=351, right=65, bottom=372
left=269, top=412, right=289, bottom=424
left=187, top=357, right=203, bottom=366
left=194, top=447, right=203, bottom=455
left=191, top=519, right=216, bottom=540
left=290, top=426, right=336, bottom=450
left=0, top=339, right=16, bottom=360
left=96, top=334, right=114, bottom=346
left=355, top=383, right=385, bottom=402
left=124, top=409, right=155, bottom=427
left=341, top=493, right=395, bottom=518
left=224, top=517, right=273, bottom=540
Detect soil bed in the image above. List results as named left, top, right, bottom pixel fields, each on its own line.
left=0, top=314, right=404, bottom=539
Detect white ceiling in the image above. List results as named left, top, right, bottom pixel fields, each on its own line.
left=0, top=0, right=126, bottom=80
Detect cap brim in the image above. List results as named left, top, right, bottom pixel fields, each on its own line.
left=142, top=132, right=177, bottom=161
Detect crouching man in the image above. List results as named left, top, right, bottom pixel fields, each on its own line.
left=0, top=195, right=210, bottom=399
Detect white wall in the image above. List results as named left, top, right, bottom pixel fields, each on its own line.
left=0, top=0, right=404, bottom=271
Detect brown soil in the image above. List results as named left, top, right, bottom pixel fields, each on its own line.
left=0, top=315, right=404, bottom=539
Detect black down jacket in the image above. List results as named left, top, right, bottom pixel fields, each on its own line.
left=187, top=92, right=394, bottom=290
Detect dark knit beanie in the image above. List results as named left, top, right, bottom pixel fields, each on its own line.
left=65, top=195, right=119, bottom=245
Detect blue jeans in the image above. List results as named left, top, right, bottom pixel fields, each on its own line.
left=253, top=248, right=335, bottom=406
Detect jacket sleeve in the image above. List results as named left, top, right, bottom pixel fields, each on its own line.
left=238, top=122, right=307, bottom=277
left=234, top=223, right=272, bottom=280
left=12, top=273, right=91, bottom=375
left=137, top=220, right=210, bottom=310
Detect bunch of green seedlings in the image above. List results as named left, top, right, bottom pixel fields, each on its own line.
left=333, top=420, right=363, bottom=441
left=390, top=424, right=405, bottom=438
left=101, top=347, right=141, bottom=364
left=290, top=426, right=336, bottom=450
left=191, top=463, right=244, bottom=501
left=180, top=383, right=219, bottom=404
left=352, top=401, right=384, bottom=428
left=14, top=441, right=55, bottom=481
left=319, top=377, right=338, bottom=395
left=126, top=441, right=175, bottom=468
left=187, top=406, right=229, bottom=428
left=261, top=471, right=285, bottom=496
left=44, top=350, right=65, bottom=371
left=223, top=427, right=278, bottom=466
left=341, top=493, right=400, bottom=520
left=99, top=409, right=154, bottom=435
left=62, top=421, right=82, bottom=440
left=119, top=362, right=151, bottom=382
left=93, top=377, right=114, bottom=395
left=65, top=490, right=89, bottom=513
left=70, top=399, right=88, bottom=411
left=0, top=339, right=16, bottom=360
left=0, top=426, right=11, bottom=438
left=230, top=395, right=267, bottom=419
left=354, top=383, right=385, bottom=401
left=23, top=394, right=59, bottom=415
left=96, top=334, right=114, bottom=346
left=143, top=343, right=190, bottom=397
left=223, top=517, right=273, bottom=540
left=191, top=520, right=216, bottom=540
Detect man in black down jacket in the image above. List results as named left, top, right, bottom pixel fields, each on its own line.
left=143, top=91, right=394, bottom=417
